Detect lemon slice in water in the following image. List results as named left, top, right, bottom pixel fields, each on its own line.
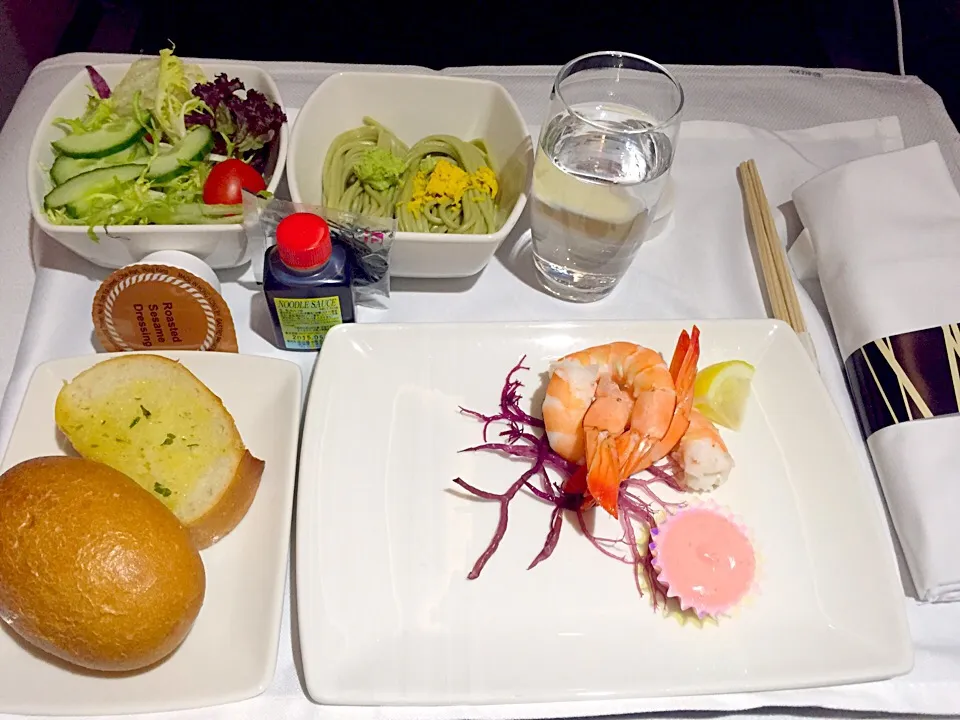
left=693, top=360, right=755, bottom=430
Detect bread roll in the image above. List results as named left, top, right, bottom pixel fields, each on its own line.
left=54, top=354, right=265, bottom=549
left=0, top=456, right=206, bottom=672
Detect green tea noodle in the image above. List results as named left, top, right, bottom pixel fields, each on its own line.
left=322, top=117, right=409, bottom=218
left=321, top=117, right=501, bottom=234
left=395, top=136, right=498, bottom=234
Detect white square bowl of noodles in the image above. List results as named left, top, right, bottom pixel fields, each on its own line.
left=286, top=72, right=533, bottom=278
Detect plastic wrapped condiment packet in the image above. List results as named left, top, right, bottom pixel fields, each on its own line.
left=243, top=192, right=396, bottom=309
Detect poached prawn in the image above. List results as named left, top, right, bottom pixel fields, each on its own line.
left=542, top=327, right=734, bottom=515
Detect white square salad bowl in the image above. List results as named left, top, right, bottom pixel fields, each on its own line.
left=286, top=72, right=533, bottom=278
left=27, top=60, right=289, bottom=270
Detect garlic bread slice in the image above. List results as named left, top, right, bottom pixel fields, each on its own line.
left=54, top=354, right=265, bottom=549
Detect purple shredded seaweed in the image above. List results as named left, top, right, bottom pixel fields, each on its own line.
left=576, top=509, right=633, bottom=563
left=452, top=357, right=577, bottom=575
left=453, top=470, right=538, bottom=579
left=528, top=505, right=564, bottom=570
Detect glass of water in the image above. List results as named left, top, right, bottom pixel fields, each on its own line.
left=530, top=51, right=684, bottom=302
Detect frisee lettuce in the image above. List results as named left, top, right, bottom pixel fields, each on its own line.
left=111, top=49, right=206, bottom=141
left=53, top=95, right=118, bottom=134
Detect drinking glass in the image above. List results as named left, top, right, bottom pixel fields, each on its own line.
left=530, top=51, right=684, bottom=302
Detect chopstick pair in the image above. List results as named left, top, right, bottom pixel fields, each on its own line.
left=738, top=159, right=818, bottom=366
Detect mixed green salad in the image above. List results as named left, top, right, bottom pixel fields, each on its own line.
left=43, top=50, right=287, bottom=235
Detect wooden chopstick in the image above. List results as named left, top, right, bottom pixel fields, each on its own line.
left=738, top=159, right=807, bottom=334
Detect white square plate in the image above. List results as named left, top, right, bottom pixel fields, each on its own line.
left=0, top=351, right=302, bottom=715
left=297, top=320, right=912, bottom=711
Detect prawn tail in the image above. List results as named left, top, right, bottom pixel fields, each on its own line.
left=586, top=436, right=622, bottom=519
left=623, top=326, right=702, bottom=476
left=669, top=325, right=701, bottom=384
left=653, top=325, right=701, bottom=457
left=584, top=426, right=602, bottom=465
left=672, top=325, right=701, bottom=408
left=615, top=430, right=653, bottom=478
left=669, top=328, right=691, bottom=378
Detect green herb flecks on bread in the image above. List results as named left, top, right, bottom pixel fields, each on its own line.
left=54, top=354, right=265, bottom=549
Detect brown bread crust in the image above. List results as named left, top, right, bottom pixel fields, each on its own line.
left=187, top=450, right=265, bottom=550
left=0, top=456, right=206, bottom=672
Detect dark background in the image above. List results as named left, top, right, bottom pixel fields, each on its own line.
left=8, top=0, right=960, bottom=126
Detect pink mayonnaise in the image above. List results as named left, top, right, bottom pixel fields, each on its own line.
left=654, top=507, right=755, bottom=613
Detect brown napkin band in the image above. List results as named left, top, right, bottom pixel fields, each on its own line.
left=844, top=323, right=960, bottom=437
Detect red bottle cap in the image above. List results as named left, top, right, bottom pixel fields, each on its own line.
left=276, top=213, right=332, bottom=269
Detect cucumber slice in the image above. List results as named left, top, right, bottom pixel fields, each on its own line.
left=147, top=126, right=214, bottom=182
left=52, top=117, right=147, bottom=159
left=50, top=144, right=149, bottom=185
left=44, top=164, right=145, bottom=209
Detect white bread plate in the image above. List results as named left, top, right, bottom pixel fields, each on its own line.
left=27, top=60, right=289, bottom=270
left=0, top=351, right=301, bottom=715
left=287, top=72, right=533, bottom=279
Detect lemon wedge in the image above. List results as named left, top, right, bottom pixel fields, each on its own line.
left=693, top=360, right=755, bottom=430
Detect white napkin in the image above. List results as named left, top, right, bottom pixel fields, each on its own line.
left=792, top=141, right=960, bottom=603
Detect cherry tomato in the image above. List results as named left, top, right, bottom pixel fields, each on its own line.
left=203, top=159, right=266, bottom=205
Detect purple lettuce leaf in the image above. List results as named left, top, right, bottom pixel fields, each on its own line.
left=85, top=65, right=111, bottom=99
left=184, top=73, right=286, bottom=163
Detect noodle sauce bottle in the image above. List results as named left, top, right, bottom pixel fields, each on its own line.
left=263, top=212, right=355, bottom=351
